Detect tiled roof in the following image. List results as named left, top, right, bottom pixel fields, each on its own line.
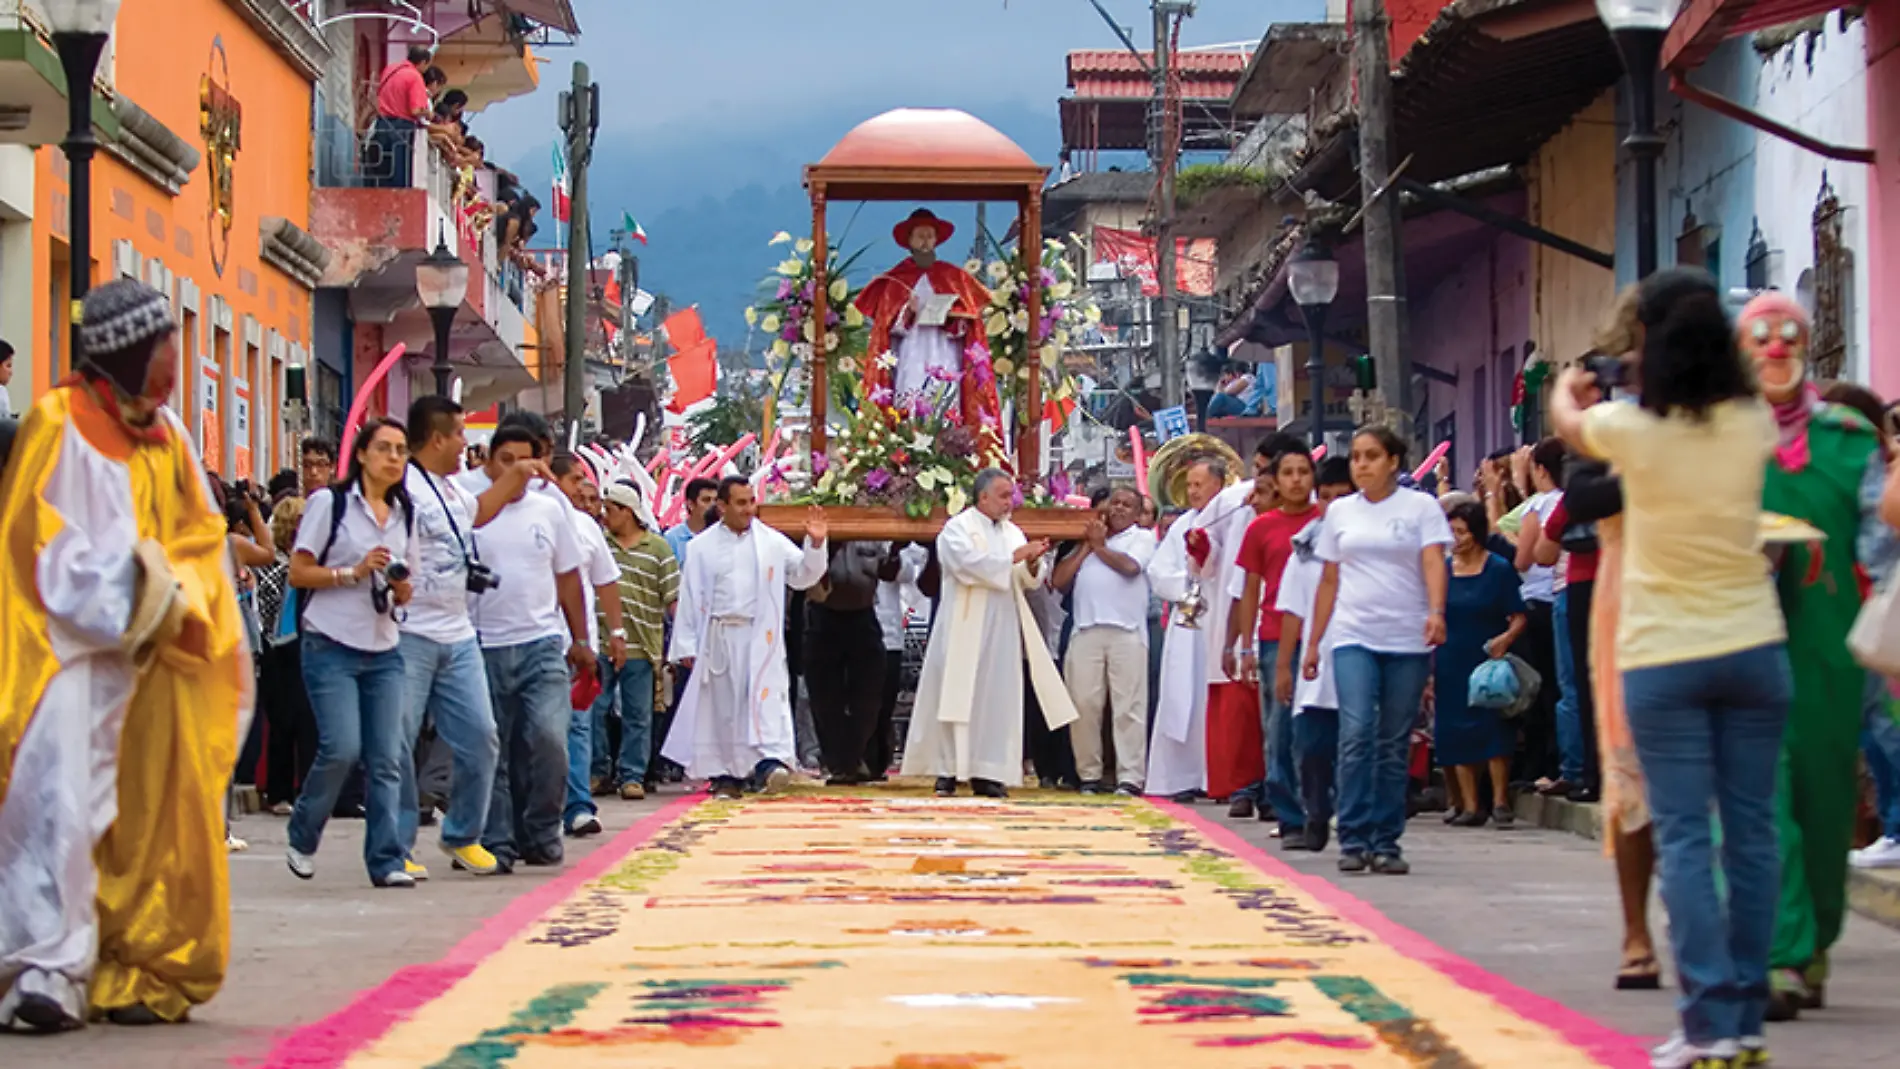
left=1066, top=49, right=1252, bottom=100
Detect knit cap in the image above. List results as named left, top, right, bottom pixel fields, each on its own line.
left=80, top=279, right=176, bottom=396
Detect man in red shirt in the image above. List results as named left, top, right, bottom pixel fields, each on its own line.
left=369, top=45, right=445, bottom=188
left=1222, top=434, right=1313, bottom=830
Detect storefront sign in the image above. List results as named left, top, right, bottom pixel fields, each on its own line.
left=199, top=37, right=241, bottom=278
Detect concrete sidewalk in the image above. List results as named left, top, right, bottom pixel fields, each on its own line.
left=1217, top=805, right=1900, bottom=1069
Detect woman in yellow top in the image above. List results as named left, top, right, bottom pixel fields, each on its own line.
left=1550, top=267, right=1789, bottom=1069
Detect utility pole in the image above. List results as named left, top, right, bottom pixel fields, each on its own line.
left=1351, top=0, right=1412, bottom=439
left=559, top=62, right=598, bottom=434
left=1151, top=1, right=1186, bottom=409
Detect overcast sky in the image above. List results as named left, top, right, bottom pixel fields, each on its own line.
left=479, top=0, right=1323, bottom=169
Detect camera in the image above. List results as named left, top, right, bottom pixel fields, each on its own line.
left=384, top=562, right=411, bottom=583
left=1583, top=354, right=1625, bottom=389
left=466, top=561, right=499, bottom=594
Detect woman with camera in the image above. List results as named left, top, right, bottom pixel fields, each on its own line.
left=1552, top=268, right=1790, bottom=1069
left=284, top=419, right=419, bottom=889
left=1302, top=426, right=1453, bottom=876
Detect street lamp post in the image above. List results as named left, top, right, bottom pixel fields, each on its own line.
left=1288, top=235, right=1341, bottom=451
left=415, top=236, right=470, bottom=398
left=1597, top=0, right=1679, bottom=279
left=45, top=0, right=122, bottom=363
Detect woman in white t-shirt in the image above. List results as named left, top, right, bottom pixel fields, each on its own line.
left=1302, top=426, right=1452, bottom=875
left=284, top=419, right=419, bottom=889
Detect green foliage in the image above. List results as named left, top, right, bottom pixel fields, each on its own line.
left=1174, top=163, right=1275, bottom=208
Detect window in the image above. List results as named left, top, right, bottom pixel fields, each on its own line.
left=1811, top=177, right=1850, bottom=380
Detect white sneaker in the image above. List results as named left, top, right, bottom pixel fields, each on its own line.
left=1651, top=1032, right=1740, bottom=1069
left=1849, top=835, right=1900, bottom=869
left=285, top=847, right=315, bottom=880
left=763, top=765, right=792, bottom=794
left=375, top=870, right=417, bottom=889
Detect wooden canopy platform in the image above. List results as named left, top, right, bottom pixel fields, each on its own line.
left=780, top=108, right=1072, bottom=543
left=804, top=108, right=1051, bottom=473
left=759, top=505, right=1093, bottom=542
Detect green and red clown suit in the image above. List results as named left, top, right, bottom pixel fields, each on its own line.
left=1744, top=290, right=1891, bottom=1016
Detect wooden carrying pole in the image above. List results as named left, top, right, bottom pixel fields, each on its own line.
left=810, top=189, right=829, bottom=455
left=1020, top=189, right=1043, bottom=477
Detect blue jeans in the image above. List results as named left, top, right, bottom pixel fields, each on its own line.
left=1623, top=644, right=1791, bottom=1045
left=1257, top=639, right=1304, bottom=828
left=1862, top=672, right=1900, bottom=840
left=610, top=659, right=656, bottom=784
left=289, top=632, right=408, bottom=881
left=1553, top=589, right=1583, bottom=782
left=481, top=636, right=572, bottom=864
left=1332, top=646, right=1431, bottom=859
left=398, top=633, right=500, bottom=851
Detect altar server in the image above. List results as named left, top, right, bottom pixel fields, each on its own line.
left=0, top=280, right=251, bottom=1030
left=903, top=468, right=1078, bottom=798
left=664, top=478, right=828, bottom=797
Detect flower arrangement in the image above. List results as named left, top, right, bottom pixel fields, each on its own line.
left=976, top=235, right=1100, bottom=432
left=746, top=231, right=871, bottom=414
left=800, top=357, right=987, bottom=517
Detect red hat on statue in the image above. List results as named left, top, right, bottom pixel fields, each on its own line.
left=894, top=208, right=955, bottom=249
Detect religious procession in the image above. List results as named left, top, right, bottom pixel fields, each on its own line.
left=4, top=2, right=1900, bottom=1069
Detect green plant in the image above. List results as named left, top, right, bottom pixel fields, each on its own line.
left=1174, top=163, right=1274, bottom=208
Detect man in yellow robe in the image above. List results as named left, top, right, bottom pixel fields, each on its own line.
left=0, top=279, right=251, bottom=1031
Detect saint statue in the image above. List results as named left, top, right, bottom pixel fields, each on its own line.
left=855, top=209, right=1002, bottom=435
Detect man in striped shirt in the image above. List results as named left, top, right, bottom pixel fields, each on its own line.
left=597, top=481, right=681, bottom=799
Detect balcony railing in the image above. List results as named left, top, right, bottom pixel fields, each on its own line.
left=314, top=115, right=454, bottom=209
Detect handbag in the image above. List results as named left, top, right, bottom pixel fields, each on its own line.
left=1467, top=658, right=1521, bottom=710
left=1848, top=575, right=1900, bottom=675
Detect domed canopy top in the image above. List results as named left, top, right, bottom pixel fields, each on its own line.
left=807, top=108, right=1047, bottom=203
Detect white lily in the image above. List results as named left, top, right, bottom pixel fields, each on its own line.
left=772, top=339, right=790, bottom=357
left=744, top=306, right=758, bottom=327
left=795, top=237, right=814, bottom=254
left=1052, top=280, right=1073, bottom=300
left=1039, top=343, right=1057, bottom=364
left=876, top=350, right=898, bottom=370
left=846, top=305, right=865, bottom=328
left=946, top=486, right=967, bottom=514
left=803, top=318, right=817, bottom=342
left=986, top=261, right=1009, bottom=284
left=911, top=432, right=934, bottom=452
left=829, top=278, right=848, bottom=302
left=916, top=469, right=940, bottom=491
left=778, top=258, right=804, bottom=276
left=761, top=313, right=781, bottom=334
left=825, top=331, right=840, bottom=352
left=985, top=312, right=1008, bottom=336
left=770, top=231, right=793, bottom=246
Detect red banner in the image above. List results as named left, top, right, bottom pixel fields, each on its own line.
left=1092, top=227, right=1217, bottom=297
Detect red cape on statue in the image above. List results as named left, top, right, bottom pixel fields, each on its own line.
left=1205, top=681, right=1265, bottom=801
left=854, top=257, right=1004, bottom=446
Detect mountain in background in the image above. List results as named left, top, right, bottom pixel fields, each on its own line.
left=503, top=100, right=1072, bottom=347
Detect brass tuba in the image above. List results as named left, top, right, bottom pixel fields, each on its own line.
left=1144, top=433, right=1243, bottom=630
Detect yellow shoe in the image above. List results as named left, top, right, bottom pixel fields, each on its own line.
left=441, top=841, right=501, bottom=876
left=404, top=857, right=430, bottom=881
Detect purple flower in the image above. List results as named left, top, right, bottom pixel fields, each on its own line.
left=909, top=397, right=932, bottom=422
left=939, top=425, right=976, bottom=458
left=1010, top=483, right=1026, bottom=510
left=826, top=310, right=841, bottom=327
left=812, top=454, right=829, bottom=476
left=800, top=280, right=816, bottom=300
left=1040, top=267, right=1056, bottom=287
left=927, top=364, right=957, bottom=383
left=1048, top=470, right=1073, bottom=500
left=865, top=469, right=891, bottom=493
left=781, top=323, right=799, bottom=341
left=870, top=385, right=894, bottom=407
left=777, top=279, right=794, bottom=299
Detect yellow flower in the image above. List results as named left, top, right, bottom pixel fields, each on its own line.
left=744, top=306, right=758, bottom=327
left=1039, top=343, right=1057, bottom=365
left=761, top=313, right=780, bottom=334
left=1085, top=305, right=1102, bottom=324
left=994, top=358, right=1015, bottom=377
left=985, top=312, right=1008, bottom=336
left=1053, top=329, right=1069, bottom=348
left=795, top=237, right=814, bottom=255
left=770, top=231, right=793, bottom=246
left=778, top=258, right=804, bottom=276
left=803, top=318, right=817, bottom=342
left=829, top=278, right=848, bottom=302
left=772, top=339, right=790, bottom=357
left=1051, top=281, right=1073, bottom=300
left=845, top=305, right=864, bottom=328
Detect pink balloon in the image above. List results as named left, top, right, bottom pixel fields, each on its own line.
left=1063, top=494, right=1092, bottom=508
left=1129, top=426, right=1149, bottom=497
left=1411, top=440, right=1451, bottom=482
left=338, top=343, right=408, bottom=461
left=1312, top=445, right=1327, bottom=461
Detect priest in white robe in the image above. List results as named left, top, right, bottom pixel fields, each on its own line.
left=1146, top=459, right=1252, bottom=799
left=902, top=469, right=1078, bottom=797
left=663, top=478, right=827, bottom=798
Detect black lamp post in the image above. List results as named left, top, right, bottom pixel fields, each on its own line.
left=415, top=236, right=470, bottom=397
left=1597, top=0, right=1678, bottom=279
left=46, top=0, right=121, bottom=363
left=1287, top=234, right=1340, bottom=450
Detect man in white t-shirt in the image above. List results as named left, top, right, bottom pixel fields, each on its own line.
left=1271, top=456, right=1355, bottom=852
left=1513, top=439, right=1566, bottom=788
left=396, top=396, right=503, bottom=879
left=467, top=424, right=596, bottom=871
left=550, top=455, right=625, bottom=838
left=1053, top=488, right=1155, bottom=794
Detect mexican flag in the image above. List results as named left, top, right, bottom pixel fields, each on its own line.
left=551, top=142, right=571, bottom=223
left=621, top=210, right=648, bottom=245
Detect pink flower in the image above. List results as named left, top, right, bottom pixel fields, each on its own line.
left=776, top=279, right=794, bottom=299
left=870, top=385, right=893, bottom=407
left=812, top=454, right=829, bottom=476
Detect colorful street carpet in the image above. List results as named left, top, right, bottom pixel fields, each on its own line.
left=263, top=788, right=1647, bottom=1069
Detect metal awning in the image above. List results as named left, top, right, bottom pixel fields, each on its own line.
left=1297, top=0, right=1622, bottom=201
left=1662, top=0, right=1845, bottom=69
left=495, top=0, right=580, bottom=35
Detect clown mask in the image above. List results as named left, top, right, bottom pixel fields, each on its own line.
left=1737, top=292, right=1810, bottom=405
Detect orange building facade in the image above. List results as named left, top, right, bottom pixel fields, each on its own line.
left=24, top=0, right=322, bottom=482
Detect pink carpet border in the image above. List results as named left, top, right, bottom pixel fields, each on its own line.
left=242, top=793, right=703, bottom=1069
left=1157, top=800, right=1651, bottom=1069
